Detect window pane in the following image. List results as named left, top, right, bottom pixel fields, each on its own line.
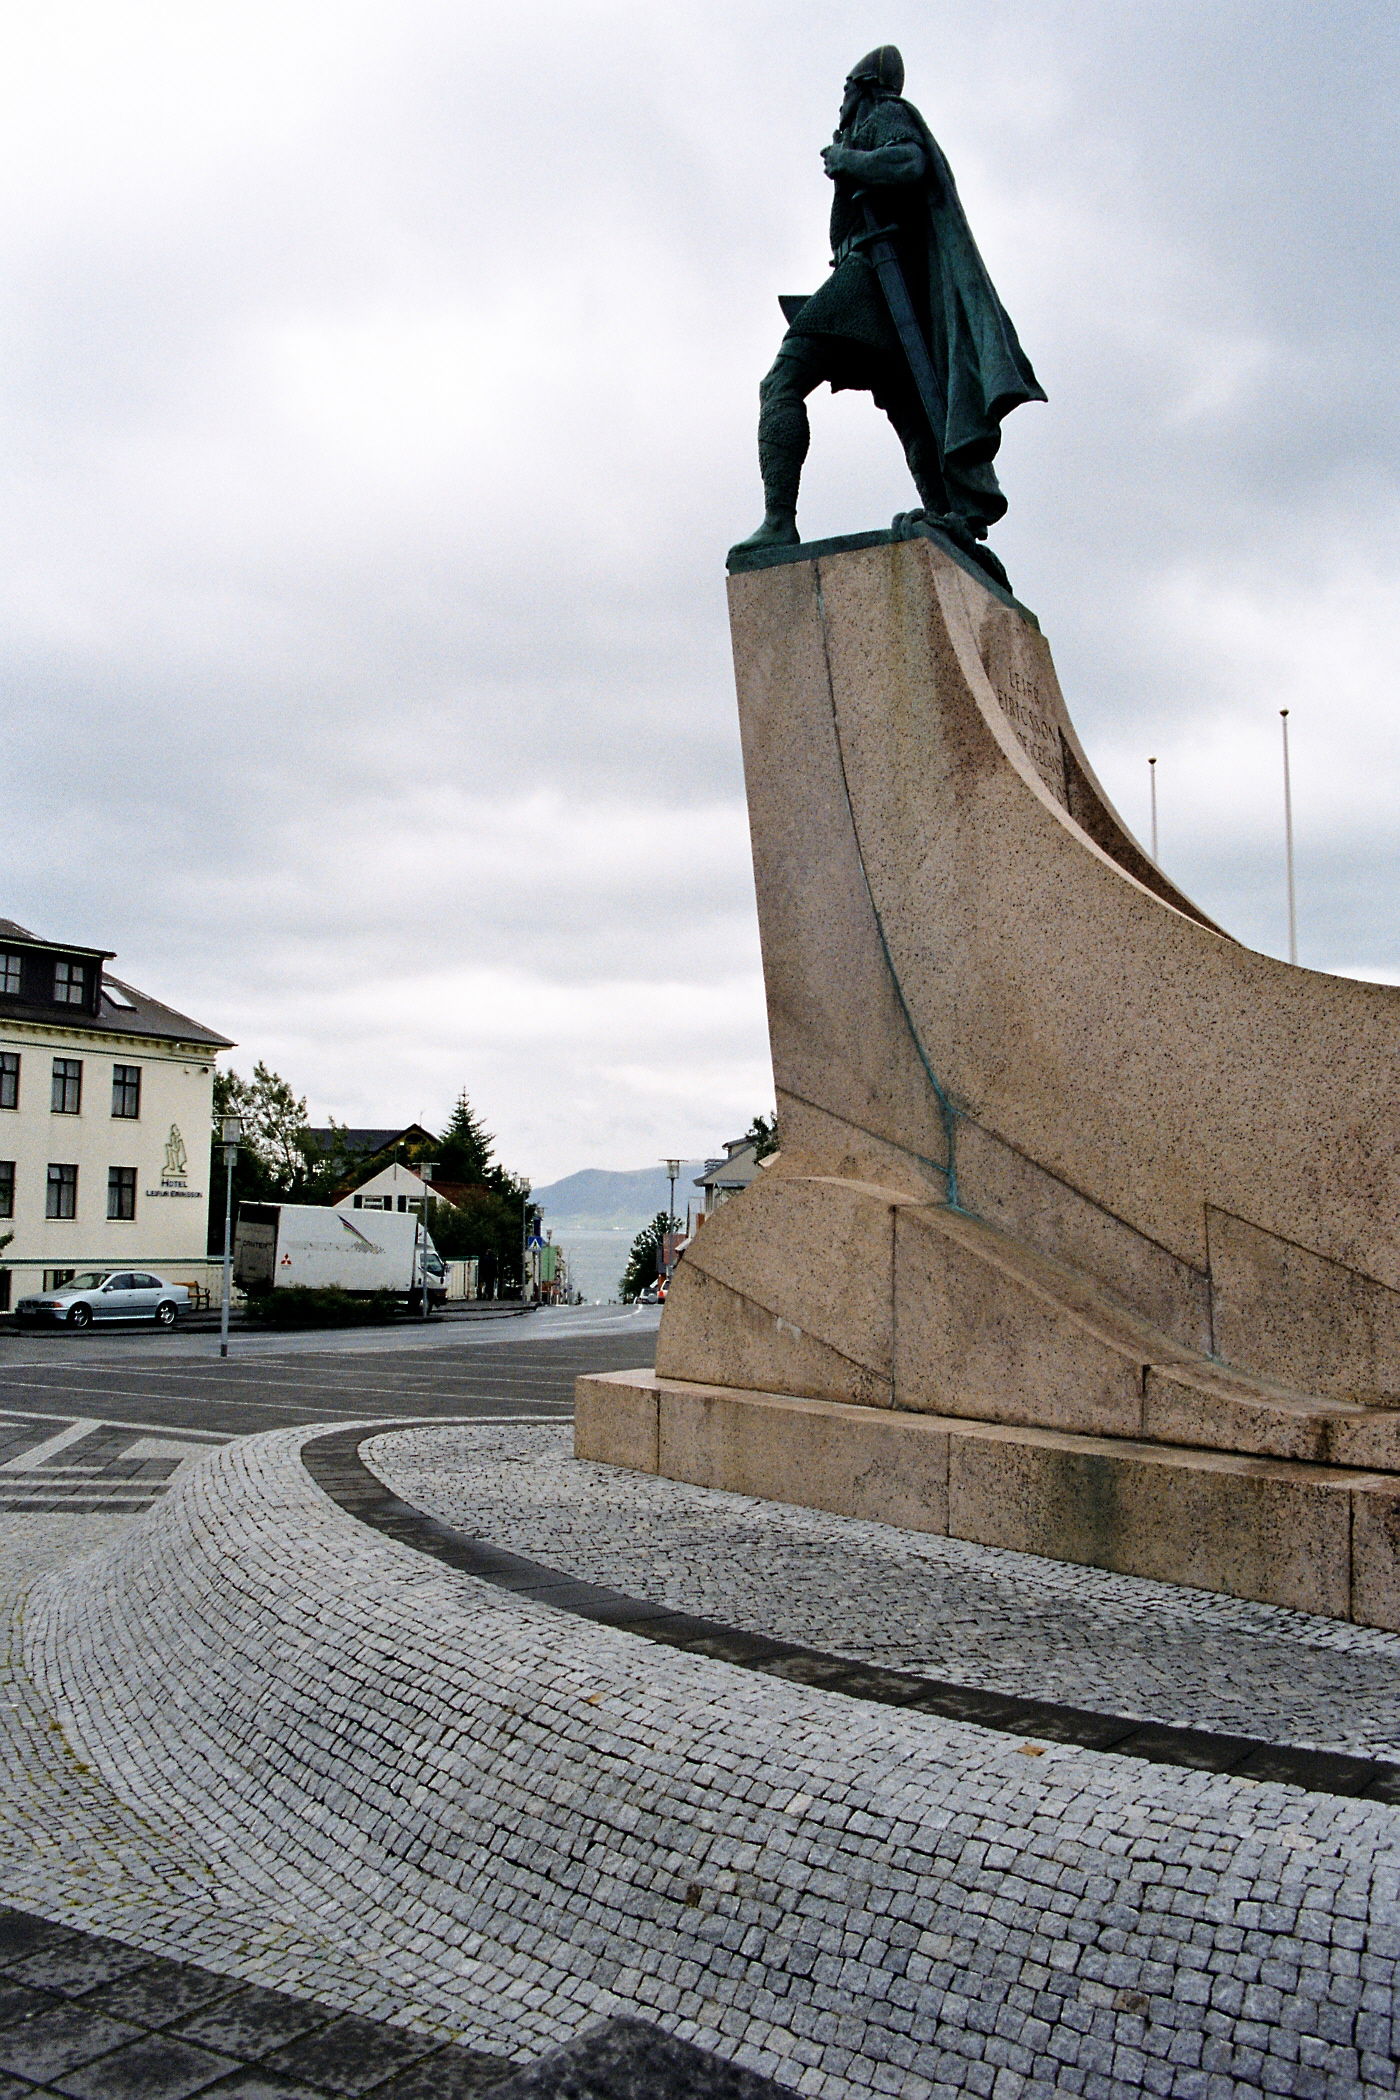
left=46, top=1163, right=77, bottom=1219
left=0, top=1161, right=13, bottom=1220
left=54, top=960, right=87, bottom=1005
left=107, top=1168, right=137, bottom=1221
left=50, top=1058, right=81, bottom=1114
left=0, top=954, right=20, bottom=996
left=0, top=1053, right=17, bottom=1111
left=111, top=1064, right=141, bottom=1118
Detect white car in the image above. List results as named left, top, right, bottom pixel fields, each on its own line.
left=14, top=1270, right=190, bottom=1330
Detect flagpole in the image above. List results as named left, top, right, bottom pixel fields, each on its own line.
left=1280, top=710, right=1297, bottom=965
left=1148, top=757, right=1158, bottom=862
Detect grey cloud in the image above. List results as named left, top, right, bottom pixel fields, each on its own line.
left=4, top=0, right=1398, bottom=1173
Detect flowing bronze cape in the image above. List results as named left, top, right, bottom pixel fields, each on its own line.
left=785, top=94, right=1045, bottom=476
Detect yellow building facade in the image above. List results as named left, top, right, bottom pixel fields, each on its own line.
left=0, top=917, right=232, bottom=1308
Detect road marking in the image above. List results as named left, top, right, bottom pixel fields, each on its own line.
left=0, top=1418, right=103, bottom=1472
left=0, top=1405, right=230, bottom=1444
left=0, top=1379, right=580, bottom=1422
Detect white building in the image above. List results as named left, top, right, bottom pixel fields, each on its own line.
left=335, top=1162, right=481, bottom=1299
left=692, top=1136, right=764, bottom=1225
left=337, top=1158, right=435, bottom=1215
left=0, top=917, right=232, bottom=1309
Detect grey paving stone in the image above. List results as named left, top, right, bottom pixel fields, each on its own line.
left=0, top=2002, right=143, bottom=2081
left=261, top=2014, right=438, bottom=2095
left=191, top=2078, right=331, bottom=2100
left=369, top=2045, right=516, bottom=2097
left=7, top=1937, right=154, bottom=1998
left=369, top=1426, right=1400, bottom=1757
left=0, top=1909, right=77, bottom=1966
left=171, top=1990, right=338, bottom=2060
left=485, top=2017, right=800, bottom=2099
left=79, top=1961, right=244, bottom=2030
left=6, top=1422, right=1400, bottom=2100
left=0, top=1976, right=61, bottom=2026
left=52, top=2032, right=241, bottom=2099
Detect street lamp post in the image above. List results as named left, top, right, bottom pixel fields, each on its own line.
left=218, top=1113, right=243, bottom=1359
left=521, top=1195, right=540, bottom=1305
left=417, top=1162, right=436, bottom=1320
left=1280, top=709, right=1298, bottom=966
left=662, top=1158, right=682, bottom=1279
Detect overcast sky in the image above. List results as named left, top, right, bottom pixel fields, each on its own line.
left=4, top=1, right=1398, bottom=1183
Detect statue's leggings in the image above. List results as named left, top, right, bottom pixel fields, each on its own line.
left=757, top=334, right=1003, bottom=532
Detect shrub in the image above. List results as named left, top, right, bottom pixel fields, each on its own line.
left=241, top=1286, right=406, bottom=1329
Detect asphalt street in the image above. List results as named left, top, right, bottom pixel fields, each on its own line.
left=0, top=1305, right=659, bottom=1525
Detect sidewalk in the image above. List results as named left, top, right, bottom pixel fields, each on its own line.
left=1, top=1417, right=1397, bottom=2097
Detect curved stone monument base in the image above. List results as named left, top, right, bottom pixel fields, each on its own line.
left=579, top=531, right=1400, bottom=1627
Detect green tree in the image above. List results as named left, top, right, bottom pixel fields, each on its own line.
left=208, top=1064, right=350, bottom=1250
left=414, top=1088, right=530, bottom=1297
left=435, top=1091, right=497, bottom=1185
left=619, top=1212, right=681, bottom=1301
left=746, top=1111, right=779, bottom=1162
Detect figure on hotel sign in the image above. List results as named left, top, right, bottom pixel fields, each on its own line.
left=163, top=1125, right=188, bottom=1181
left=732, top=46, right=1045, bottom=587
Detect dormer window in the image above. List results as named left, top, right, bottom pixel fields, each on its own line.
left=0, top=954, right=19, bottom=996
left=54, top=959, right=87, bottom=1005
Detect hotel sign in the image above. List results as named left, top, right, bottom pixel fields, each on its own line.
left=145, top=1122, right=204, bottom=1200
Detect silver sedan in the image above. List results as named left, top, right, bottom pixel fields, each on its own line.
left=14, top=1270, right=190, bottom=1330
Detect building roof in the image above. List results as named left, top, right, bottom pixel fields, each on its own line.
left=306, top=1124, right=436, bottom=1158
left=694, top=1137, right=763, bottom=1195
left=0, top=917, right=232, bottom=1050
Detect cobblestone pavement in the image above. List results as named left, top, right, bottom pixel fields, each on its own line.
left=0, top=1309, right=656, bottom=1608
left=0, top=1413, right=227, bottom=1517
left=2, top=1422, right=1398, bottom=2099
left=366, top=1425, right=1400, bottom=1761
left=0, top=1903, right=793, bottom=2099
left=0, top=1413, right=231, bottom=1619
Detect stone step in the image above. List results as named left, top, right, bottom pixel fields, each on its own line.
left=575, top=1369, right=1400, bottom=1629
left=901, top=1198, right=1400, bottom=1469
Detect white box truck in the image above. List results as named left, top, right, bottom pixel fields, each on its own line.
left=234, top=1203, right=448, bottom=1310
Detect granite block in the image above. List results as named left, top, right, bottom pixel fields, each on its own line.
left=946, top=1422, right=1356, bottom=1617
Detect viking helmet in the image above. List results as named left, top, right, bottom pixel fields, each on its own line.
left=846, top=45, right=904, bottom=96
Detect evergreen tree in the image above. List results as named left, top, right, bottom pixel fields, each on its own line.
left=410, top=1087, right=531, bottom=1296
left=435, top=1091, right=497, bottom=1185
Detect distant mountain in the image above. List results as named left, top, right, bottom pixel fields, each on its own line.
left=533, top=1161, right=708, bottom=1231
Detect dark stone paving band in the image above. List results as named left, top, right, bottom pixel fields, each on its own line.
left=0, top=1904, right=797, bottom=2100
left=303, top=1424, right=1400, bottom=1809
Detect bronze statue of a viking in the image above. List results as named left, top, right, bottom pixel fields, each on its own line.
left=732, top=46, right=1044, bottom=585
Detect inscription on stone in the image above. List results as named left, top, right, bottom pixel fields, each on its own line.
left=993, top=666, right=1067, bottom=806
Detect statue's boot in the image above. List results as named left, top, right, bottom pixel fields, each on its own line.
left=730, top=372, right=809, bottom=558
left=730, top=506, right=799, bottom=555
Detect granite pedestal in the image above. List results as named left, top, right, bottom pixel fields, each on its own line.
left=581, top=532, right=1400, bottom=1627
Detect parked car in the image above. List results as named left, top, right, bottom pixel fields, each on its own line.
left=13, top=1271, right=190, bottom=1329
